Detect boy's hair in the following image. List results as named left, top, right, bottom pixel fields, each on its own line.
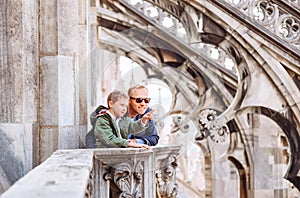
left=128, top=84, right=148, bottom=97
left=107, top=90, right=128, bottom=107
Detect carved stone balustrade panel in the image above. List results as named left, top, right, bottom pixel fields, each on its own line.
left=0, top=146, right=181, bottom=198
left=93, top=145, right=181, bottom=198
left=153, top=146, right=181, bottom=198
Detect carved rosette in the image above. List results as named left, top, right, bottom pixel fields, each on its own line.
left=170, top=116, right=190, bottom=134
left=156, top=155, right=178, bottom=198
left=198, top=109, right=229, bottom=143
left=104, top=161, right=144, bottom=198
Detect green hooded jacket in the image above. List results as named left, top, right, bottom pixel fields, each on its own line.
left=91, top=105, right=147, bottom=148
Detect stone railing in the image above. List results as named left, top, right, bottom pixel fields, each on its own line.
left=219, top=0, right=300, bottom=50
left=0, top=145, right=180, bottom=198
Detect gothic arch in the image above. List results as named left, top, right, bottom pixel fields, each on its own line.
left=228, top=156, right=248, bottom=198
left=236, top=106, right=300, bottom=189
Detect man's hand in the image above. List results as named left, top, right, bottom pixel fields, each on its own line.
left=141, top=109, right=155, bottom=124
left=129, top=138, right=137, bottom=143
left=127, top=140, right=150, bottom=149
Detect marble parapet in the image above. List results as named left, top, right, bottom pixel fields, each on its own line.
left=0, top=149, right=93, bottom=198
left=0, top=145, right=181, bottom=198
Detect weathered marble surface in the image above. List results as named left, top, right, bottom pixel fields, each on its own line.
left=0, top=145, right=180, bottom=198
left=0, top=124, right=33, bottom=193
left=0, top=149, right=93, bottom=198
left=0, top=0, right=38, bottom=124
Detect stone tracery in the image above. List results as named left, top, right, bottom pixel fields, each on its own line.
left=223, top=0, right=300, bottom=48
left=95, top=0, right=300, bottom=196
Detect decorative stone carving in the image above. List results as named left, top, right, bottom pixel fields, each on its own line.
left=152, top=103, right=166, bottom=132
left=224, top=0, right=300, bottom=49
left=155, top=155, right=178, bottom=198
left=198, top=109, right=229, bottom=143
left=104, top=160, right=144, bottom=198
left=86, top=169, right=94, bottom=198
left=170, top=115, right=190, bottom=134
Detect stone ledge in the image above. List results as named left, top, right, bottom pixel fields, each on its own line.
left=0, top=145, right=181, bottom=198
left=0, top=149, right=94, bottom=198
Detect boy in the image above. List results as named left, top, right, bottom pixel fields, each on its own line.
left=88, top=90, right=153, bottom=148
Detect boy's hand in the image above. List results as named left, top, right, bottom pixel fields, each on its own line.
left=127, top=140, right=150, bottom=149
left=141, top=110, right=155, bottom=124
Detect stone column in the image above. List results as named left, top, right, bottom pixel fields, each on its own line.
left=39, top=0, right=80, bottom=162
left=0, top=0, right=38, bottom=193
left=78, top=0, right=89, bottom=148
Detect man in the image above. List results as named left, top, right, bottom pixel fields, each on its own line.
left=126, top=84, right=160, bottom=146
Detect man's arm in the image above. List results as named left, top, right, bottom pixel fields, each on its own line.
left=137, top=134, right=159, bottom=146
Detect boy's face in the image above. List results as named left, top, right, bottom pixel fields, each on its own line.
left=109, top=97, right=128, bottom=118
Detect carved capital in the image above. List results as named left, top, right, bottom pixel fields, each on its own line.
left=104, top=161, right=144, bottom=198
left=156, top=155, right=178, bottom=198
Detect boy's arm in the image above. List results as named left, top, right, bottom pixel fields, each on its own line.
left=121, top=117, right=147, bottom=136
left=126, top=109, right=154, bottom=135
left=94, top=116, right=128, bottom=148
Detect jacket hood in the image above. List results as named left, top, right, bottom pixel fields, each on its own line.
left=90, top=105, right=108, bottom=126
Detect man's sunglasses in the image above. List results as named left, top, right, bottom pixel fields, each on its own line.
left=130, top=97, right=151, bottom=103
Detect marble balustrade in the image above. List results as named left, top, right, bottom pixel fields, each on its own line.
left=0, top=145, right=180, bottom=198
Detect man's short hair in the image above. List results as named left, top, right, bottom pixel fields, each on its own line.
left=128, top=84, right=149, bottom=97
left=107, top=89, right=128, bottom=107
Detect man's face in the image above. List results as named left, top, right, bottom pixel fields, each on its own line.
left=110, top=98, right=128, bottom=118
left=129, top=88, right=150, bottom=115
